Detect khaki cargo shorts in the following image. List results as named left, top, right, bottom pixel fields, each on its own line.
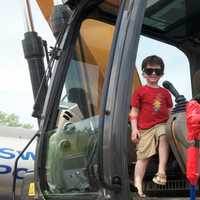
left=136, top=123, right=167, bottom=160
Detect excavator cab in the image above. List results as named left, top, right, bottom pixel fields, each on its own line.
left=19, top=0, right=200, bottom=200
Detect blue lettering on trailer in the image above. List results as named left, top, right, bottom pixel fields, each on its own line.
left=0, top=147, right=35, bottom=179
left=0, top=148, right=15, bottom=159
left=16, top=151, right=35, bottom=160
left=0, top=148, right=35, bottom=160
left=16, top=168, right=29, bottom=179
left=0, top=165, right=30, bottom=179
left=0, top=165, right=12, bottom=174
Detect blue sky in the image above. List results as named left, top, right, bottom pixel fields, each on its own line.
left=0, top=1, right=192, bottom=129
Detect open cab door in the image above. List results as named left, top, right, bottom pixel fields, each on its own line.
left=23, top=0, right=200, bottom=199
left=34, top=1, right=145, bottom=200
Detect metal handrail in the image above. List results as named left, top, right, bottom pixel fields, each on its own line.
left=12, top=132, right=40, bottom=200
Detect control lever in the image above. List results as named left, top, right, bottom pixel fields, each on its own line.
left=162, top=80, right=180, bottom=99
left=162, top=80, right=187, bottom=113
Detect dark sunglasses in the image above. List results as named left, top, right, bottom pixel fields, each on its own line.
left=143, top=68, right=163, bottom=76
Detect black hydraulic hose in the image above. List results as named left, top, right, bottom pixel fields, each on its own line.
left=22, top=32, right=48, bottom=119
left=12, top=133, right=39, bottom=200
left=43, top=40, right=51, bottom=78
left=32, top=31, right=64, bottom=119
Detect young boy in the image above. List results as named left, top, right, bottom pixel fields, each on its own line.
left=129, top=55, right=173, bottom=197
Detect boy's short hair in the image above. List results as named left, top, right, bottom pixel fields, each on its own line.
left=141, top=55, right=164, bottom=73
left=193, top=94, right=200, bottom=104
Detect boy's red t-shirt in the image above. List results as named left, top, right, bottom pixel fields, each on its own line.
left=131, top=85, right=173, bottom=129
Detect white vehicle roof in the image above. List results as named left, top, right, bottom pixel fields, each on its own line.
left=0, top=125, right=36, bottom=139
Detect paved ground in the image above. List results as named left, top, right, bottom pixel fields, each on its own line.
left=132, top=192, right=200, bottom=199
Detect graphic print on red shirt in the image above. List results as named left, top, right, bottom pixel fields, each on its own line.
left=131, top=85, right=173, bottom=129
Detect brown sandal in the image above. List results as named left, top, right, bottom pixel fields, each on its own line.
left=152, top=173, right=167, bottom=185
left=133, top=185, right=146, bottom=198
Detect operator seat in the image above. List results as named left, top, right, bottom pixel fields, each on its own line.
left=68, top=88, right=90, bottom=118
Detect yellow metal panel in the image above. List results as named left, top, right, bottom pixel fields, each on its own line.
left=78, top=19, right=141, bottom=112
left=36, top=0, right=54, bottom=24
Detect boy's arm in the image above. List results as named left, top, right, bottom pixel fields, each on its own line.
left=129, top=107, right=140, bottom=143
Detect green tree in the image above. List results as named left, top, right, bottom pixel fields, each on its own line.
left=0, top=111, right=33, bottom=129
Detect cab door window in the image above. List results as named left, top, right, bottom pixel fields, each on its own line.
left=45, top=18, right=116, bottom=195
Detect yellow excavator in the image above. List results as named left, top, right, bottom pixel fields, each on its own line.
left=13, top=0, right=200, bottom=199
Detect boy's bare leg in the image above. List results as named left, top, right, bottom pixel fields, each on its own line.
left=158, top=135, right=169, bottom=174
left=134, top=158, right=149, bottom=194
